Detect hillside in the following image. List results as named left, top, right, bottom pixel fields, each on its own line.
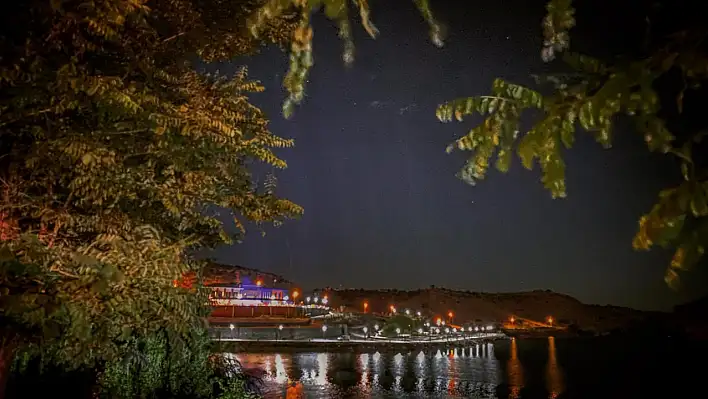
left=326, top=287, right=648, bottom=332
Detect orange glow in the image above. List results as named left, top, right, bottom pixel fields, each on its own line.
left=547, top=316, right=554, bottom=325
left=292, top=290, right=299, bottom=299
left=323, top=294, right=328, bottom=300
left=510, top=316, right=516, bottom=323
left=448, top=311, right=453, bottom=318
left=256, top=280, right=262, bottom=287
left=390, top=305, right=395, bottom=311
left=436, top=317, right=442, bottom=325
left=363, top=302, right=369, bottom=311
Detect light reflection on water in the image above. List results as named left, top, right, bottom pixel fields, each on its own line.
left=233, top=336, right=705, bottom=398
left=233, top=342, right=504, bottom=398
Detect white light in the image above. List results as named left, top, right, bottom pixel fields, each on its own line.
left=322, top=298, right=329, bottom=305
left=475, top=326, right=479, bottom=332
left=441, top=321, right=446, bottom=326
left=229, top=324, right=234, bottom=330
left=405, top=309, right=410, bottom=315
left=453, top=328, right=457, bottom=333
left=417, top=328, right=423, bottom=334
left=392, top=307, right=397, bottom=313
left=445, top=328, right=450, bottom=333
left=270, top=294, right=276, bottom=300
left=284, top=295, right=289, bottom=301
left=416, top=311, right=421, bottom=317
left=363, top=327, right=368, bottom=334
left=314, top=297, right=319, bottom=303
left=487, top=325, right=493, bottom=331
left=395, top=328, right=401, bottom=334
left=374, top=324, right=379, bottom=331
left=278, top=324, right=284, bottom=330
left=322, top=325, right=328, bottom=332
left=306, top=296, right=311, bottom=303
left=468, top=327, right=473, bottom=332
left=435, top=328, right=440, bottom=334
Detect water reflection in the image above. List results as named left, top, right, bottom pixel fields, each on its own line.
left=506, top=338, right=524, bottom=398
left=546, top=337, right=564, bottom=399
left=234, top=344, right=501, bottom=398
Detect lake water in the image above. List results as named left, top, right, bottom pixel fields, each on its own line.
left=232, top=336, right=704, bottom=398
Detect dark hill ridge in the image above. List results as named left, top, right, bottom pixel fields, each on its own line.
left=324, top=287, right=649, bottom=332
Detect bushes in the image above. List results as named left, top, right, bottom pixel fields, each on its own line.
left=99, top=329, right=261, bottom=399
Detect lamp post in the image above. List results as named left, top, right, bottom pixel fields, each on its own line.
left=363, top=326, right=368, bottom=338
left=321, top=324, right=328, bottom=339
left=229, top=323, right=234, bottom=339
left=278, top=324, right=284, bottom=340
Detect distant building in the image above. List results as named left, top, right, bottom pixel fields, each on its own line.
left=209, top=275, right=288, bottom=306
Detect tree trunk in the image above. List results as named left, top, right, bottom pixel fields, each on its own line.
left=0, top=341, right=17, bottom=399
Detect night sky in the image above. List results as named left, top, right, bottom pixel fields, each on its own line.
left=206, top=0, right=706, bottom=311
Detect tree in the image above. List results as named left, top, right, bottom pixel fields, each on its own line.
left=435, top=0, right=707, bottom=287
left=0, top=0, right=302, bottom=393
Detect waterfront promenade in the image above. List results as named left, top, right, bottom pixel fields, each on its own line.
left=214, top=332, right=507, bottom=350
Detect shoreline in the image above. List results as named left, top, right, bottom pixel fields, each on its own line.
left=214, top=333, right=507, bottom=352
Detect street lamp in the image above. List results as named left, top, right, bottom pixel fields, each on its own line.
left=445, top=328, right=450, bottom=334
left=417, top=328, right=423, bottom=334
left=321, top=325, right=327, bottom=338
left=395, top=328, right=401, bottom=335
left=441, top=321, right=446, bottom=326
left=278, top=324, right=283, bottom=340
left=405, top=309, right=410, bottom=316
left=229, top=323, right=234, bottom=339
left=363, top=326, right=368, bottom=337
left=322, top=297, right=329, bottom=305
left=363, top=302, right=368, bottom=312
left=436, top=318, right=442, bottom=326
left=416, top=311, right=421, bottom=317
left=306, top=296, right=311, bottom=304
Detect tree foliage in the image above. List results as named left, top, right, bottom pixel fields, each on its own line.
left=97, top=330, right=260, bottom=399
left=247, top=0, right=445, bottom=118
left=0, top=0, right=301, bottom=376
left=436, top=0, right=708, bottom=287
